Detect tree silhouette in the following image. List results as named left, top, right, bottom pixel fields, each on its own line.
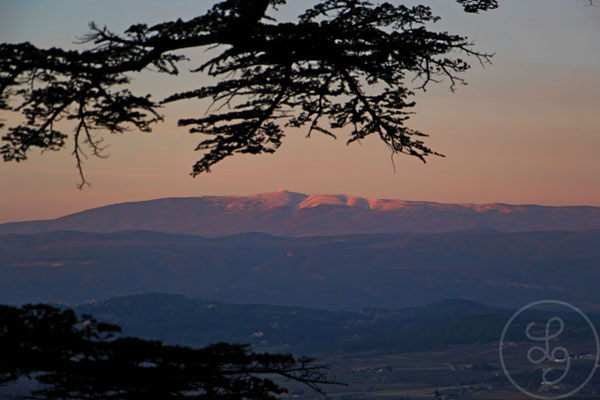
left=0, top=304, right=340, bottom=399
left=0, top=0, right=497, bottom=187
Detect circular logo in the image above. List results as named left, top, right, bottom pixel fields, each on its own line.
left=499, top=300, right=599, bottom=399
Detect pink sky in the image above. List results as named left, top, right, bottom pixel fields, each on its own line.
left=1, top=0, right=599, bottom=223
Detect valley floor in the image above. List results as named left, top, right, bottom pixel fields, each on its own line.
left=286, top=342, right=599, bottom=400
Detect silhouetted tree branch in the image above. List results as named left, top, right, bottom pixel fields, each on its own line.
left=0, top=0, right=498, bottom=187
left=0, top=304, right=342, bottom=399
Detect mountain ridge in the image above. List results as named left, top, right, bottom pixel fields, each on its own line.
left=2, top=190, right=600, bottom=236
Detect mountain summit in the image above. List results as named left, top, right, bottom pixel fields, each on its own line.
left=1, top=190, right=599, bottom=236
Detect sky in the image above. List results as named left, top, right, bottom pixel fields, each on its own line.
left=1, top=0, right=599, bottom=223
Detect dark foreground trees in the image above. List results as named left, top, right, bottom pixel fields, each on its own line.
left=1, top=0, right=498, bottom=187
left=0, top=304, right=339, bottom=399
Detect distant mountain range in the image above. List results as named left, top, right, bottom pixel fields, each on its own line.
left=1, top=190, right=600, bottom=236
left=2, top=230, right=599, bottom=309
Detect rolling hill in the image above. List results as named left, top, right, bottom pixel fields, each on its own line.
left=69, top=293, right=515, bottom=352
